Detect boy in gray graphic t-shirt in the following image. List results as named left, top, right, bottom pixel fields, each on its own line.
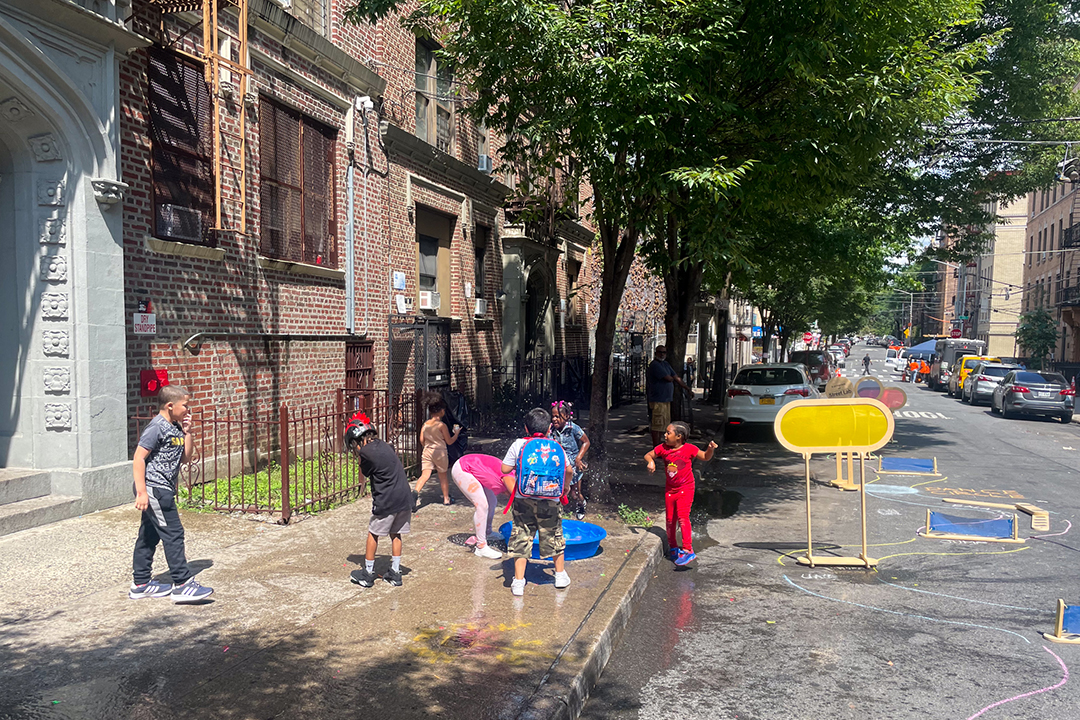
left=130, top=385, right=213, bottom=604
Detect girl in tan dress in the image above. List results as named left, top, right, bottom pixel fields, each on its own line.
left=414, top=392, right=461, bottom=507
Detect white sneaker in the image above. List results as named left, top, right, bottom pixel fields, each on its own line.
left=475, top=544, right=502, bottom=559
left=511, top=578, right=526, bottom=596
left=554, top=571, right=571, bottom=589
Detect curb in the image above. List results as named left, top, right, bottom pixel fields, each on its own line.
left=516, top=529, right=664, bottom=720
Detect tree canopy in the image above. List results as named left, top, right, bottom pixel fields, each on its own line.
left=344, top=0, right=1078, bottom=484
left=1015, top=308, right=1059, bottom=369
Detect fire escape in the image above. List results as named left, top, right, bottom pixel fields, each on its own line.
left=146, top=0, right=251, bottom=234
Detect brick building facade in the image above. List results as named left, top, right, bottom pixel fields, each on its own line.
left=0, top=0, right=594, bottom=527
left=1023, top=180, right=1080, bottom=363
left=121, top=0, right=594, bottom=420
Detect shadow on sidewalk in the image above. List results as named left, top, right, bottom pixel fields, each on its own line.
left=0, top=606, right=583, bottom=720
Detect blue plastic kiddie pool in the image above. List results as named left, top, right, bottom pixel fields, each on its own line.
left=498, top=519, right=607, bottom=560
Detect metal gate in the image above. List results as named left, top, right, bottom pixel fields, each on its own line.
left=345, top=340, right=374, bottom=411
left=388, top=314, right=452, bottom=399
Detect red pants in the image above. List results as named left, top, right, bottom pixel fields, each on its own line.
left=665, top=484, right=695, bottom=552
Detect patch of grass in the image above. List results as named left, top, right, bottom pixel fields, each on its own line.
left=179, top=451, right=367, bottom=515
left=616, top=504, right=653, bottom=526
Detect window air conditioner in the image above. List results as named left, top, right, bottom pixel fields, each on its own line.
left=474, top=298, right=488, bottom=316
left=478, top=154, right=493, bottom=174
left=419, top=290, right=440, bottom=310
left=157, top=204, right=203, bottom=243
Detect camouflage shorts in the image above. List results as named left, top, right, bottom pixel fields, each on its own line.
left=508, top=498, right=565, bottom=559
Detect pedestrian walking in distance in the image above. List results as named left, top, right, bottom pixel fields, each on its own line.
left=862, top=353, right=871, bottom=375
left=130, top=384, right=213, bottom=603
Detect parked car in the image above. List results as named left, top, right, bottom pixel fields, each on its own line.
left=949, top=355, right=1001, bottom=397
left=828, top=349, right=846, bottom=368
left=884, top=347, right=902, bottom=370
left=962, top=362, right=1018, bottom=405
left=992, top=370, right=1074, bottom=422
left=725, top=364, right=820, bottom=432
left=929, top=338, right=987, bottom=391
left=787, top=350, right=834, bottom=389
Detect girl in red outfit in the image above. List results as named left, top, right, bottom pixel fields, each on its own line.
left=645, top=422, right=717, bottom=566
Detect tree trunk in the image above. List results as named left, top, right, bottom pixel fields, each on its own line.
left=762, top=315, right=777, bottom=360
left=663, top=237, right=705, bottom=426
left=586, top=211, right=639, bottom=503
left=708, top=273, right=733, bottom=404
left=778, top=327, right=792, bottom=361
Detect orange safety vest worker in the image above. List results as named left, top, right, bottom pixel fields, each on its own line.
left=919, top=360, right=930, bottom=374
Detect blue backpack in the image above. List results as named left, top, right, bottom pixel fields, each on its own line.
left=515, top=437, right=567, bottom=500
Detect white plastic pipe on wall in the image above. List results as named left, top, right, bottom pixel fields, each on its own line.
left=345, top=102, right=357, bottom=334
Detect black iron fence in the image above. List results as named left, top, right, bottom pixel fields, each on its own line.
left=611, top=355, right=646, bottom=407
left=446, top=353, right=592, bottom=430
left=1051, top=362, right=1080, bottom=383
left=133, top=389, right=418, bottom=523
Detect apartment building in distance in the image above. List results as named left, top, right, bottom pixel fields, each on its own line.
left=971, top=197, right=1025, bottom=359
left=1023, top=178, right=1080, bottom=363
left=930, top=198, right=1026, bottom=359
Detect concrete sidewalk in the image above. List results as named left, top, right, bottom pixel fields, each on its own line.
left=0, top=499, right=661, bottom=720
left=0, top=399, right=805, bottom=720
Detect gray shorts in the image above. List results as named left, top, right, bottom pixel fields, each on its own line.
left=368, top=509, right=411, bottom=536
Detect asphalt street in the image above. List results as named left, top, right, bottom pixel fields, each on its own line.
left=582, top=343, right=1080, bottom=720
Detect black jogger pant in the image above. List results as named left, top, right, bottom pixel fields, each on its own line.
left=132, top=486, right=191, bottom=585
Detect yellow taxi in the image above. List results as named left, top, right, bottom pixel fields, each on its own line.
left=949, top=355, right=1001, bottom=397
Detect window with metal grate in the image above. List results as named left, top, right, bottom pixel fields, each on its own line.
left=148, top=47, right=215, bottom=246
left=415, top=39, right=455, bottom=155
left=259, top=96, right=337, bottom=267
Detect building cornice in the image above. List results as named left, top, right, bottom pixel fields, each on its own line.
left=2, top=0, right=151, bottom=52
left=380, top=122, right=510, bottom=205
left=247, top=0, right=385, bottom=98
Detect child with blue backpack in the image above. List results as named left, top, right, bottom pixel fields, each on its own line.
left=501, top=407, right=575, bottom=596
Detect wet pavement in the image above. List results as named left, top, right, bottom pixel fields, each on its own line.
left=584, top=346, right=1080, bottom=720
left=0, top=499, right=660, bottom=720
left=0, top=397, right=766, bottom=720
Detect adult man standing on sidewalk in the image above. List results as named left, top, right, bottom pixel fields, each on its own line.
left=648, top=346, right=692, bottom=446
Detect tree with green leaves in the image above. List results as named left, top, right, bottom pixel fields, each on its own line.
left=347, top=0, right=757, bottom=496
left=342, top=0, right=1057, bottom=496
left=1015, top=308, right=1059, bottom=369
left=632, top=0, right=1003, bottom=407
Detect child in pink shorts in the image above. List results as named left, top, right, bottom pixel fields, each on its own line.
left=451, top=454, right=512, bottom=559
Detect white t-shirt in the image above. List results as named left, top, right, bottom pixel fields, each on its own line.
left=501, top=438, right=531, bottom=469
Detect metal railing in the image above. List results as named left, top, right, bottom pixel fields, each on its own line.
left=1058, top=284, right=1080, bottom=306
left=132, top=389, right=418, bottom=522
left=72, top=0, right=131, bottom=24
left=444, top=354, right=591, bottom=429
left=1050, top=361, right=1080, bottom=381
left=1062, top=223, right=1080, bottom=250
left=611, top=355, right=646, bottom=407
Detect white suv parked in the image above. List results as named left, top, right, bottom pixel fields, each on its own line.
left=725, top=363, right=820, bottom=432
